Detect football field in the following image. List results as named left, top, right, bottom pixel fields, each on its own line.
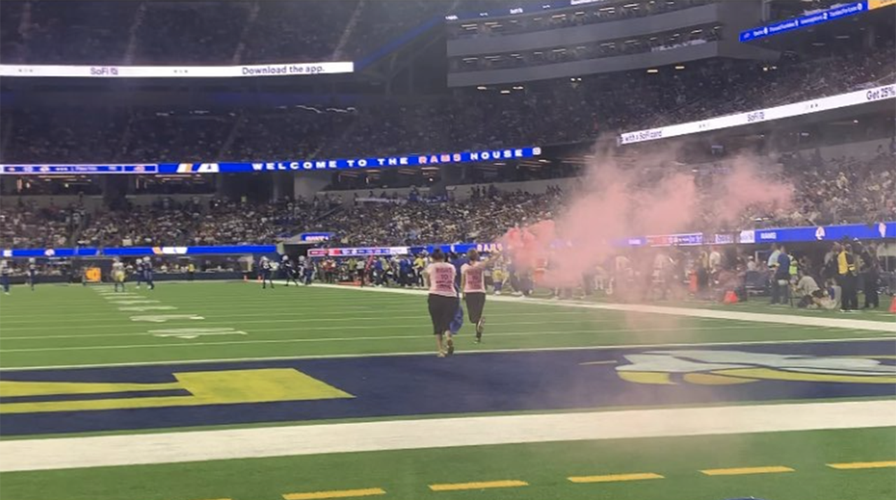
left=0, top=281, right=894, bottom=500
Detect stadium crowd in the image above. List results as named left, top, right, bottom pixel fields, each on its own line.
left=2, top=144, right=893, bottom=250
left=2, top=44, right=892, bottom=165
left=0, top=0, right=446, bottom=65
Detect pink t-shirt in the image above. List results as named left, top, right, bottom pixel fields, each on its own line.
left=461, top=262, right=485, bottom=293
left=425, top=262, right=457, bottom=297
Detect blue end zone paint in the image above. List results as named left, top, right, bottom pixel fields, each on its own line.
left=1, top=340, right=894, bottom=436
left=1, top=389, right=190, bottom=404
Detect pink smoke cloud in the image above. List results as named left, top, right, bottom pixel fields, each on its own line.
left=499, top=149, right=794, bottom=292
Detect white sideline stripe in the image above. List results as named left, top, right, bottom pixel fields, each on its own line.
left=2, top=400, right=893, bottom=472
left=2, top=337, right=893, bottom=372
left=0, top=310, right=627, bottom=327
left=0, top=321, right=767, bottom=341
left=313, top=284, right=896, bottom=333
left=0, top=325, right=768, bottom=353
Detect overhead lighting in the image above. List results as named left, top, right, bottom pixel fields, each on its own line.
left=500, top=89, right=511, bottom=94
left=675, top=65, right=685, bottom=70
left=513, top=85, right=524, bottom=90
left=477, top=86, right=487, bottom=90
left=647, top=68, right=659, bottom=73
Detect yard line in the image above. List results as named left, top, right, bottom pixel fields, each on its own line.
left=0, top=324, right=766, bottom=353
left=2, top=336, right=892, bottom=371
left=568, top=473, right=663, bottom=483
left=827, top=461, right=896, bottom=470
left=282, top=488, right=386, bottom=500
left=0, top=318, right=627, bottom=340
left=700, top=466, right=795, bottom=476
left=428, top=480, right=528, bottom=491
left=2, top=400, right=893, bottom=472
left=0, top=310, right=626, bottom=327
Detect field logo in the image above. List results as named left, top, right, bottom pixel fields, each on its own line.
left=615, top=350, right=896, bottom=385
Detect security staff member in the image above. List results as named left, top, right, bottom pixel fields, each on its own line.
left=838, top=243, right=858, bottom=311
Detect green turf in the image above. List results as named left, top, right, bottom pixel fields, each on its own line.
left=0, top=282, right=892, bottom=368
left=1, top=281, right=893, bottom=500
left=2, top=427, right=893, bottom=500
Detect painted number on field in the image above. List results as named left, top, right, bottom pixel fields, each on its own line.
left=130, top=314, right=205, bottom=323
left=149, top=328, right=247, bottom=339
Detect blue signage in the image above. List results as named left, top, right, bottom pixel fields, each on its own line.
left=1, top=245, right=276, bottom=259
left=300, top=232, right=333, bottom=243
left=740, top=1, right=867, bottom=42
left=740, top=222, right=895, bottom=244
left=3, top=223, right=893, bottom=259
left=0, top=147, right=542, bottom=176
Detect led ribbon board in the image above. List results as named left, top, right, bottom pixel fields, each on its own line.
left=0, top=62, right=354, bottom=78
left=739, top=2, right=869, bottom=42
left=618, top=84, right=895, bottom=145
left=0, top=147, right=543, bottom=176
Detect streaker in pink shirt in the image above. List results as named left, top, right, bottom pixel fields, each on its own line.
left=425, top=262, right=457, bottom=297
left=461, top=262, right=486, bottom=293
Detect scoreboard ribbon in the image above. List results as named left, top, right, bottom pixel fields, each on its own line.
left=0, top=147, right=542, bottom=176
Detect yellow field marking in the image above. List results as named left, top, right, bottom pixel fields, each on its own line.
left=429, top=480, right=528, bottom=492
left=283, top=487, right=386, bottom=500
left=0, top=369, right=353, bottom=414
left=568, top=473, right=664, bottom=483
left=701, top=466, right=794, bottom=476
left=827, top=461, right=896, bottom=470
left=578, top=360, right=618, bottom=366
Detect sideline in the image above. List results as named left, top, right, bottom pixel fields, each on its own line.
left=313, top=284, right=896, bottom=333
left=2, top=400, right=893, bottom=472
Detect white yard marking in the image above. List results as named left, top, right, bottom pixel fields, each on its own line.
left=0, top=325, right=777, bottom=353
left=105, top=300, right=160, bottom=305
left=130, top=314, right=205, bottom=323
left=1, top=400, right=893, bottom=472
left=149, top=328, right=247, bottom=340
left=118, top=306, right=177, bottom=312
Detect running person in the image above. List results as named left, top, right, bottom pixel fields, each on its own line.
left=283, top=258, right=300, bottom=287
left=260, top=257, right=275, bottom=289
left=423, top=249, right=457, bottom=358
left=461, top=249, right=492, bottom=343
left=27, top=259, right=37, bottom=291
left=112, top=258, right=126, bottom=292
left=142, top=257, right=155, bottom=290
left=1, top=260, right=10, bottom=295
left=135, top=259, right=144, bottom=289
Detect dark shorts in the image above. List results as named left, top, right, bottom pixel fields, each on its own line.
left=428, top=294, right=457, bottom=335
left=465, top=292, right=486, bottom=323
